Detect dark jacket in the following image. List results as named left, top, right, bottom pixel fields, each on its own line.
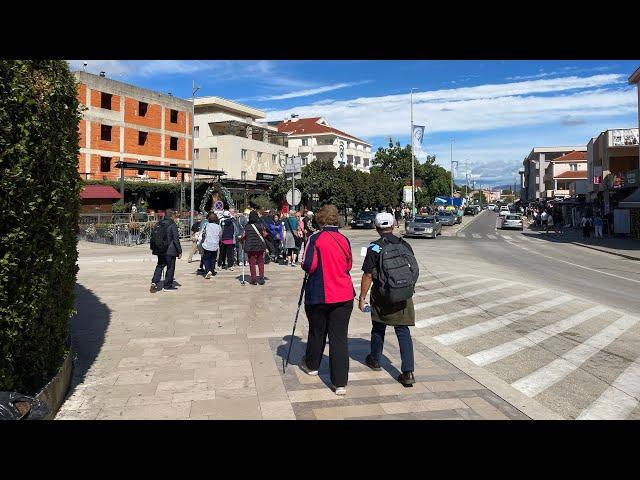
left=242, top=222, right=267, bottom=252
left=162, top=218, right=182, bottom=257
left=220, top=217, right=235, bottom=242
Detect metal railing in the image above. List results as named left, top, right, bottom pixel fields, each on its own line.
left=78, top=214, right=190, bottom=247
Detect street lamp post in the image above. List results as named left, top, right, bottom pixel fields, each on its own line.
left=410, top=88, right=418, bottom=215
left=450, top=138, right=454, bottom=206
left=190, top=80, right=200, bottom=231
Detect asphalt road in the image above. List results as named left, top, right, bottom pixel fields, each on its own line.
left=346, top=210, right=640, bottom=419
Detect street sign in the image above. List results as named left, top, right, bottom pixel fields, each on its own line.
left=285, top=156, right=302, bottom=174
left=287, top=172, right=302, bottom=180
left=403, top=186, right=413, bottom=203
left=286, top=188, right=302, bottom=206
left=214, top=200, right=224, bottom=210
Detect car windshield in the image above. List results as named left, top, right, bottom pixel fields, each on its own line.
left=506, top=215, right=521, bottom=220
left=413, top=217, right=433, bottom=223
left=439, top=212, right=453, bottom=217
left=356, top=213, right=375, bottom=220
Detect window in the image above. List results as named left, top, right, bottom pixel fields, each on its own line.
left=170, top=109, right=178, bottom=123
left=170, top=137, right=178, bottom=150
left=241, top=149, right=247, bottom=161
left=138, top=131, right=148, bottom=146
left=302, top=138, right=309, bottom=146
left=194, top=148, right=199, bottom=160
left=302, top=156, right=308, bottom=166
left=100, top=156, right=111, bottom=172
left=257, top=152, right=262, bottom=162
left=272, top=154, right=276, bottom=164
left=209, top=147, right=217, bottom=159
left=241, top=171, right=247, bottom=181
left=137, top=160, right=147, bottom=176
left=138, top=101, right=148, bottom=117
left=100, top=124, right=112, bottom=141
left=194, top=126, right=199, bottom=138
left=570, top=163, right=578, bottom=171
left=347, top=155, right=353, bottom=165
left=363, top=159, right=369, bottom=168
left=100, top=92, right=112, bottom=110
left=170, top=164, right=177, bottom=178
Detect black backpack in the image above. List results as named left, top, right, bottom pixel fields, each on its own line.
left=150, top=220, right=170, bottom=255
left=376, top=238, right=419, bottom=304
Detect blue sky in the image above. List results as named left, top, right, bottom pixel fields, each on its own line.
left=68, top=60, right=640, bottom=186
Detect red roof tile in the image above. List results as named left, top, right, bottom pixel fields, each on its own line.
left=554, top=170, right=588, bottom=179
left=552, top=151, right=587, bottom=162
left=80, top=185, right=123, bottom=200
left=277, top=117, right=369, bottom=145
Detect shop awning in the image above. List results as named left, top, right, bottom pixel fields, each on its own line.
left=618, top=187, right=640, bottom=208
left=80, top=185, right=123, bottom=200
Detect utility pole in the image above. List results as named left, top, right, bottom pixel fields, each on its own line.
left=450, top=138, right=454, bottom=206
left=190, top=80, right=200, bottom=231
left=410, top=88, right=418, bottom=215
left=465, top=158, right=469, bottom=201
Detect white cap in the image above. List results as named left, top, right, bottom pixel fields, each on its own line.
left=375, top=212, right=394, bottom=228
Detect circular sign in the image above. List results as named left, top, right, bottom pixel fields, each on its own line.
left=286, top=188, right=302, bottom=206
left=339, top=142, right=345, bottom=160
left=214, top=200, right=224, bottom=210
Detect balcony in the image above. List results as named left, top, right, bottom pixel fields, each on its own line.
left=545, top=189, right=570, bottom=198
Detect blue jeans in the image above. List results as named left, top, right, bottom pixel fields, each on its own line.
left=370, top=321, right=414, bottom=373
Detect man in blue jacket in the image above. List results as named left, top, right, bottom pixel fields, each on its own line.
left=150, top=209, right=182, bottom=293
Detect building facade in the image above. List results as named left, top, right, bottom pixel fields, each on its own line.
left=276, top=117, right=372, bottom=172
left=74, top=72, right=192, bottom=182
left=521, top=146, right=587, bottom=202
left=193, top=97, right=292, bottom=182
left=543, top=150, right=588, bottom=199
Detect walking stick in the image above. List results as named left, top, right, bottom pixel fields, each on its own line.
left=283, top=273, right=309, bottom=373
left=240, top=249, right=246, bottom=285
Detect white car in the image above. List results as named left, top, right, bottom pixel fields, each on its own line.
left=488, top=204, right=496, bottom=211
left=501, top=214, right=523, bottom=230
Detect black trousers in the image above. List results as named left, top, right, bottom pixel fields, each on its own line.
left=304, top=300, right=353, bottom=387
left=152, top=254, right=176, bottom=288
left=218, top=243, right=234, bottom=268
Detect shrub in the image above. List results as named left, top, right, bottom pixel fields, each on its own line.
left=0, top=60, right=82, bottom=393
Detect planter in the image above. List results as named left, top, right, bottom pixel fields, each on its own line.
left=35, top=348, right=73, bottom=420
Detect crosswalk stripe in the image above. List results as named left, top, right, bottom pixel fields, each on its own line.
left=414, top=282, right=517, bottom=313
left=415, top=288, right=549, bottom=328
left=433, top=295, right=573, bottom=346
left=577, top=356, right=640, bottom=420
left=467, top=305, right=609, bottom=367
left=472, top=233, right=481, bottom=239
left=511, top=314, right=639, bottom=397
left=413, top=278, right=489, bottom=297
left=456, top=233, right=467, bottom=238
left=487, top=234, right=497, bottom=240
left=414, top=273, right=470, bottom=288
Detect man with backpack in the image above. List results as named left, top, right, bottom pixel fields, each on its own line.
left=358, top=212, right=419, bottom=386
left=150, top=209, right=182, bottom=293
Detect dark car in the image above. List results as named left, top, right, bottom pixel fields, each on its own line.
left=350, top=211, right=377, bottom=229
left=437, top=211, right=457, bottom=226
left=464, top=206, right=476, bottom=216
left=405, top=215, right=442, bottom=238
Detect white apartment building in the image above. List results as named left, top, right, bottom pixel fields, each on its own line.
left=275, top=117, right=372, bottom=172
left=521, top=146, right=587, bottom=202
left=193, top=97, right=293, bottom=181
left=543, top=150, right=588, bottom=199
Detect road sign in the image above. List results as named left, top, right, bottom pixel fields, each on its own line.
left=214, top=200, right=224, bottom=211
left=403, top=186, right=413, bottom=203
left=286, top=188, right=302, bottom=206
left=287, top=172, right=302, bottom=180
left=285, top=156, right=302, bottom=174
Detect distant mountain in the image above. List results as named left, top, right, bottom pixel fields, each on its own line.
left=491, top=184, right=520, bottom=192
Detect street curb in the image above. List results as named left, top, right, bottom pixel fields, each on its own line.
left=571, top=242, right=640, bottom=262
left=414, top=335, right=564, bottom=420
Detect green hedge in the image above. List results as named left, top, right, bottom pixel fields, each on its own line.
left=0, top=60, right=82, bottom=393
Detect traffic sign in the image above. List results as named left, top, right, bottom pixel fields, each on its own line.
left=214, top=200, right=224, bottom=210
left=285, top=156, right=302, bottom=174
left=286, top=188, right=302, bottom=206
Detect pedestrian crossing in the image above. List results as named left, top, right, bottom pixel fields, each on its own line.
left=403, top=271, right=640, bottom=419
left=438, top=231, right=529, bottom=241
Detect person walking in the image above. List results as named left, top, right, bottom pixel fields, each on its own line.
left=546, top=210, right=554, bottom=234
left=295, top=210, right=305, bottom=264
left=301, top=211, right=316, bottom=262
left=394, top=206, right=402, bottom=228
left=187, top=213, right=203, bottom=263
left=218, top=211, right=236, bottom=272
left=201, top=212, right=222, bottom=279
left=594, top=213, right=603, bottom=239
left=358, top=212, right=420, bottom=387
left=240, top=210, right=268, bottom=285
left=553, top=209, right=563, bottom=234
left=269, top=212, right=284, bottom=262
left=150, top=209, right=182, bottom=293
left=581, top=215, right=592, bottom=239
left=299, top=204, right=355, bottom=396
left=540, top=209, right=548, bottom=231
left=283, top=211, right=301, bottom=267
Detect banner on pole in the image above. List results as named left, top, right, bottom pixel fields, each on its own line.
left=403, top=186, right=413, bottom=203
left=412, top=125, right=425, bottom=151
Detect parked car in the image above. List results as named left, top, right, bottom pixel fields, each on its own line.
left=501, top=214, right=523, bottom=230
left=350, top=211, right=377, bottom=229
left=405, top=215, right=442, bottom=238
left=487, top=204, right=496, bottom=211
left=464, top=206, right=476, bottom=216
left=499, top=205, right=510, bottom=214
left=437, top=211, right=457, bottom=226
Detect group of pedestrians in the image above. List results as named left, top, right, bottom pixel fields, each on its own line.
left=531, top=207, right=564, bottom=234
left=581, top=212, right=604, bottom=239
left=298, top=206, right=419, bottom=396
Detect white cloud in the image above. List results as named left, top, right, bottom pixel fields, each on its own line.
left=68, top=60, right=133, bottom=77
left=251, top=81, right=371, bottom=101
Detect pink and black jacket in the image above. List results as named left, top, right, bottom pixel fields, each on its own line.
left=302, top=227, right=355, bottom=305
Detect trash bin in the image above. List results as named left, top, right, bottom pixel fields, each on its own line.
left=0, top=392, right=50, bottom=420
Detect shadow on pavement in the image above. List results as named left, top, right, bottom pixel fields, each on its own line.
left=66, top=284, right=112, bottom=396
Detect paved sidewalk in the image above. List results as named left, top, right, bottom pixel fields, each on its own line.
left=56, top=240, right=529, bottom=420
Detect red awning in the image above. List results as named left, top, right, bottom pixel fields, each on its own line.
left=80, top=185, right=123, bottom=200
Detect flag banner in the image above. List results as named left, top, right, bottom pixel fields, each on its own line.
left=412, top=125, right=425, bottom=150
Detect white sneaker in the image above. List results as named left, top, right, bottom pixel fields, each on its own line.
left=334, top=386, right=347, bottom=396
left=228, top=267, right=235, bottom=272
left=299, top=357, right=319, bottom=376
left=205, top=271, right=212, bottom=279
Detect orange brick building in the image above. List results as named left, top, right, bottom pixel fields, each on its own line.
left=74, top=71, right=192, bottom=182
